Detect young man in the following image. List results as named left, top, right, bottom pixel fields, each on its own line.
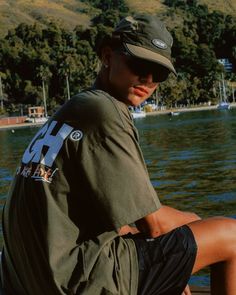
left=1, top=14, right=236, bottom=295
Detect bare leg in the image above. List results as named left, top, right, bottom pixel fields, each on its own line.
left=187, top=217, right=236, bottom=295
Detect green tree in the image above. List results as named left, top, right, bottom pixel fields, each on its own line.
left=36, top=65, right=52, bottom=117
left=58, top=53, right=78, bottom=101
left=0, top=72, right=6, bottom=111
left=23, top=80, right=42, bottom=105
left=0, top=1, right=235, bottom=111
left=159, top=74, right=188, bottom=108
left=92, top=9, right=121, bottom=28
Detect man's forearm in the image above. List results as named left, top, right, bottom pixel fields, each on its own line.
left=135, top=205, right=201, bottom=238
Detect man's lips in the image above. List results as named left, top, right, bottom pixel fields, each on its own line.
left=133, top=86, right=149, bottom=97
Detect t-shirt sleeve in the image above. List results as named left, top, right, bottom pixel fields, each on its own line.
left=79, top=114, right=161, bottom=230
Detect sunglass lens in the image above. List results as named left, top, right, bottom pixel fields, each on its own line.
left=123, top=53, right=170, bottom=83
left=153, top=68, right=170, bottom=82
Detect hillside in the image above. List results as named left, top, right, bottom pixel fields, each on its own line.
left=0, top=0, right=236, bottom=37
left=128, top=0, right=236, bottom=15
left=0, top=0, right=94, bottom=37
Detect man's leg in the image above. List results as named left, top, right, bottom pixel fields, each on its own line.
left=187, top=217, right=236, bottom=295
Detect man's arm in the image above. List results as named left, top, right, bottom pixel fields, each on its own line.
left=118, top=205, right=200, bottom=237
left=135, top=205, right=201, bottom=238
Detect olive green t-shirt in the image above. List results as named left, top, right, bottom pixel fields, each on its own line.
left=2, top=89, right=161, bottom=294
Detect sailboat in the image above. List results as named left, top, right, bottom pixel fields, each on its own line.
left=217, top=75, right=231, bottom=110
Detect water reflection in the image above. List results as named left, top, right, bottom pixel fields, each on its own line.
left=135, top=109, right=236, bottom=219
left=0, top=127, right=38, bottom=198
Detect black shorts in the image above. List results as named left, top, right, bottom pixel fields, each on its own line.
left=127, top=225, right=197, bottom=295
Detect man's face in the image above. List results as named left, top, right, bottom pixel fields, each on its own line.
left=105, top=50, right=159, bottom=107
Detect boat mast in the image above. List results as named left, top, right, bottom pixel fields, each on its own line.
left=0, top=76, right=3, bottom=111
left=219, top=81, right=222, bottom=103
left=221, top=73, right=227, bottom=102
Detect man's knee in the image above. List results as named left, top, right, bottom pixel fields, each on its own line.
left=225, top=218, right=236, bottom=256
left=211, top=217, right=236, bottom=257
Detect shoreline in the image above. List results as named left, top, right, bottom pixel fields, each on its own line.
left=0, top=103, right=236, bottom=130
left=146, top=103, right=236, bottom=116
left=0, top=121, right=45, bottom=130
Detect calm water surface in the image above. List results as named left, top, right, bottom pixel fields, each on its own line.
left=0, top=108, right=236, bottom=286
left=135, top=109, right=236, bottom=220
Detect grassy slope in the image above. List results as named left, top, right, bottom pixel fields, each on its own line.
left=0, top=0, right=235, bottom=37
left=0, top=0, right=93, bottom=36
left=200, top=0, right=236, bottom=15
left=127, top=0, right=166, bottom=14
left=128, top=0, right=236, bottom=15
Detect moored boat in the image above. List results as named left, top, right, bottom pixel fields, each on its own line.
left=169, top=111, right=180, bottom=116
left=131, top=110, right=146, bottom=119
left=217, top=101, right=231, bottom=110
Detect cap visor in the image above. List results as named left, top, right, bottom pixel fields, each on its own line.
left=125, top=43, right=177, bottom=76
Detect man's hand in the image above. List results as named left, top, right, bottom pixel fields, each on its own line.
left=118, top=225, right=139, bottom=236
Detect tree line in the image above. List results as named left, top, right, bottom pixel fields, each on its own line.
left=0, top=0, right=236, bottom=115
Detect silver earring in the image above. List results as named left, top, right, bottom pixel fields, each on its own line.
left=104, top=64, right=108, bottom=68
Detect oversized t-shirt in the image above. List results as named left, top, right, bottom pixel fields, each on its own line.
left=2, top=89, right=161, bottom=294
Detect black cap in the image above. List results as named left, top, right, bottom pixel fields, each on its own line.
left=113, top=14, right=176, bottom=76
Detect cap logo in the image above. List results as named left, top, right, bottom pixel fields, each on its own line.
left=152, top=39, right=167, bottom=49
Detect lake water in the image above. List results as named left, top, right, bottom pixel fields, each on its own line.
left=0, top=108, right=236, bottom=286
left=136, top=109, right=236, bottom=220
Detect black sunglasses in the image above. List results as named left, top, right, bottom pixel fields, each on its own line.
left=116, top=50, right=170, bottom=83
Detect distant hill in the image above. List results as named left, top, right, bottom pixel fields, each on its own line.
left=128, top=0, right=236, bottom=16
left=0, top=0, right=236, bottom=37
left=0, top=0, right=95, bottom=37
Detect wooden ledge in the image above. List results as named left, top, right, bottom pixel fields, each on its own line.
left=190, top=286, right=210, bottom=294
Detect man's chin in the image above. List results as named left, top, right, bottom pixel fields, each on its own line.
left=127, top=94, right=147, bottom=107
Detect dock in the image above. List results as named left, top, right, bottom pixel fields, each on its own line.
left=191, top=286, right=210, bottom=294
